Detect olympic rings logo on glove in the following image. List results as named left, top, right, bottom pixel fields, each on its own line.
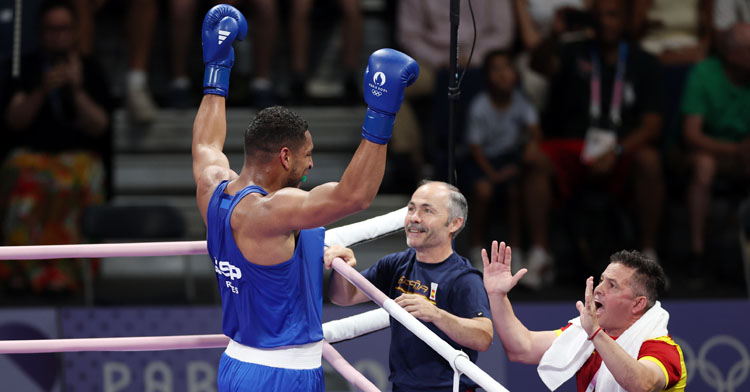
left=371, top=89, right=382, bottom=97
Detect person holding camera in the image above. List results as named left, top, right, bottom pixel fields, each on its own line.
left=0, top=0, right=112, bottom=295
left=521, top=0, right=666, bottom=286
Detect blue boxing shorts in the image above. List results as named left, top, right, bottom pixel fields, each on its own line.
left=217, top=340, right=324, bottom=392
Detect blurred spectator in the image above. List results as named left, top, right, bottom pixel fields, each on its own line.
left=713, top=0, right=750, bottom=33
left=515, top=0, right=593, bottom=50
left=71, top=0, right=104, bottom=56
left=73, top=0, right=197, bottom=122
left=244, top=0, right=362, bottom=108
left=461, top=49, right=541, bottom=267
left=634, top=0, right=712, bottom=65
left=393, top=0, right=515, bottom=183
left=682, top=23, right=750, bottom=282
left=525, top=0, right=665, bottom=288
left=632, top=0, right=713, bottom=147
left=0, top=0, right=113, bottom=295
left=126, top=0, right=196, bottom=117
left=397, top=0, right=514, bottom=72
left=513, top=0, right=593, bottom=108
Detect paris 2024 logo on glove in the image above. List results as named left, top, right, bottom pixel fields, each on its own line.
left=369, top=72, right=387, bottom=97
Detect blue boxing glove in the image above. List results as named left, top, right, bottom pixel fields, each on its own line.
left=202, top=5, right=247, bottom=97
left=362, top=49, right=420, bottom=144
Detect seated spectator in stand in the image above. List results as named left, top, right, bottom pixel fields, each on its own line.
left=682, top=23, right=750, bottom=282
left=126, top=0, right=198, bottom=116
left=513, top=0, right=594, bottom=109
left=634, top=0, right=712, bottom=66
left=394, top=0, right=515, bottom=183
left=515, top=0, right=593, bottom=50
left=462, top=49, right=542, bottom=268
left=713, top=0, right=750, bottom=34
left=525, top=0, right=665, bottom=289
left=632, top=0, right=712, bottom=147
left=0, top=0, right=112, bottom=295
left=73, top=0, right=197, bottom=121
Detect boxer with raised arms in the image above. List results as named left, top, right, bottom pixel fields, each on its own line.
left=191, top=5, right=419, bottom=391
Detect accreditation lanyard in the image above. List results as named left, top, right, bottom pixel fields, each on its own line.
left=589, top=41, right=628, bottom=127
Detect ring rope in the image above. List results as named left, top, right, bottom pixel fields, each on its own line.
left=0, top=334, right=229, bottom=353
left=0, top=208, right=408, bottom=260
left=323, top=308, right=390, bottom=343
left=0, top=241, right=207, bottom=260
left=0, top=332, right=377, bottom=391
left=322, top=341, right=380, bottom=392
left=324, top=207, right=407, bottom=247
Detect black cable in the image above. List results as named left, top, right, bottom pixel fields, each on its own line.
left=447, top=0, right=477, bottom=184
left=456, top=0, right=476, bottom=89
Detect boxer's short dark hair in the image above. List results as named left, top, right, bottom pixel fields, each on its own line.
left=245, top=106, right=308, bottom=158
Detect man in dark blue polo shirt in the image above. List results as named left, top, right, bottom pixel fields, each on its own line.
left=327, top=181, right=493, bottom=392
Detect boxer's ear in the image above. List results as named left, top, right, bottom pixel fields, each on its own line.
left=279, top=147, right=292, bottom=170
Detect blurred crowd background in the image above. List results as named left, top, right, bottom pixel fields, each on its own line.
left=0, top=0, right=748, bottom=305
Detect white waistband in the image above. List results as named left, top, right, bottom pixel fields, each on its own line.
left=224, top=339, right=323, bottom=370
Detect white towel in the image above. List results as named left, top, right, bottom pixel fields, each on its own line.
left=537, top=301, right=670, bottom=391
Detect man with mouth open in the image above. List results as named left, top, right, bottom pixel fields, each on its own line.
left=326, top=180, right=494, bottom=392
left=482, top=242, right=686, bottom=391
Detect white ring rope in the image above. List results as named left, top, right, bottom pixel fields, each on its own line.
left=0, top=208, right=407, bottom=260
left=0, top=241, right=208, bottom=260
left=0, top=328, right=378, bottom=392
left=0, top=309, right=389, bottom=354
left=0, top=334, right=229, bottom=353
left=324, top=207, right=407, bottom=247
left=323, top=308, right=390, bottom=343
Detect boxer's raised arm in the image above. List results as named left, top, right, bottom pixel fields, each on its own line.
left=192, top=5, right=247, bottom=222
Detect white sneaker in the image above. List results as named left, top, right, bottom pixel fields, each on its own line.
left=126, top=71, right=157, bottom=124
left=127, top=85, right=158, bottom=123
left=519, top=246, right=554, bottom=290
